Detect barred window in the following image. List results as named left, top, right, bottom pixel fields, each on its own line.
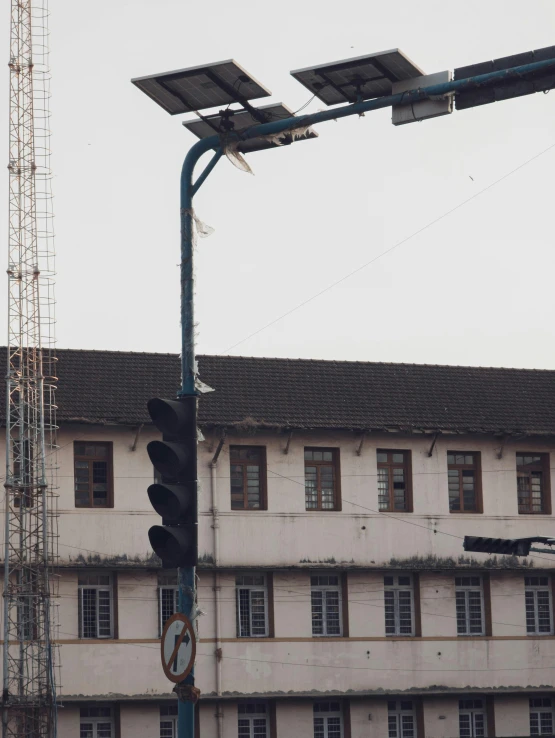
left=384, top=575, right=414, bottom=636
left=74, top=442, right=113, bottom=508
left=377, top=451, right=411, bottom=512
left=517, top=454, right=550, bottom=514
left=525, top=577, right=553, bottom=635
left=459, top=699, right=485, bottom=738
left=238, top=702, right=268, bottom=737
left=160, top=705, right=178, bottom=738
left=455, top=577, right=484, bottom=635
left=311, top=575, right=342, bottom=637
left=314, top=701, right=342, bottom=738
left=230, top=446, right=266, bottom=510
left=80, top=707, right=113, bottom=738
left=78, top=574, right=113, bottom=639
left=388, top=700, right=415, bottom=738
left=530, top=698, right=554, bottom=735
left=448, top=452, right=480, bottom=512
left=304, top=449, right=340, bottom=511
left=236, top=575, right=268, bottom=637
left=158, top=573, right=178, bottom=636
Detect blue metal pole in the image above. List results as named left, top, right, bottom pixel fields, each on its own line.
left=171, top=54, right=555, bottom=738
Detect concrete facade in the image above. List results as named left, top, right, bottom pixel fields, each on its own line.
left=4, top=422, right=555, bottom=737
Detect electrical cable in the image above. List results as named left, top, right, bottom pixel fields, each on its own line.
left=223, top=141, right=555, bottom=353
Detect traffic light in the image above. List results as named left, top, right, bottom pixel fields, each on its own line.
left=454, top=45, right=555, bottom=110
left=146, top=397, right=197, bottom=568
left=463, top=536, right=535, bottom=557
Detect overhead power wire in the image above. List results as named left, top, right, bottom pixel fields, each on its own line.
left=223, top=141, right=555, bottom=353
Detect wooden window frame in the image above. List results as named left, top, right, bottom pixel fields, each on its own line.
left=529, top=697, right=554, bottom=736
left=229, top=445, right=267, bottom=511
left=377, top=450, right=413, bottom=513
left=517, top=453, right=551, bottom=515
left=304, top=448, right=341, bottom=512
left=384, top=574, right=415, bottom=637
left=447, top=451, right=482, bottom=513
left=525, top=576, right=554, bottom=635
left=74, top=441, right=114, bottom=509
left=237, top=701, right=270, bottom=737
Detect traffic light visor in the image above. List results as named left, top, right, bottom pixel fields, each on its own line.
left=148, top=483, right=195, bottom=522
left=149, top=525, right=197, bottom=568
left=147, top=397, right=195, bottom=436
left=147, top=440, right=191, bottom=478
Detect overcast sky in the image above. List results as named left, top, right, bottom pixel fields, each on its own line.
left=1, top=0, right=555, bottom=368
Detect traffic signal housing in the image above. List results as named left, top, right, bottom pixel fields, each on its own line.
left=463, top=536, right=545, bottom=557
left=146, top=397, right=198, bottom=568
left=454, top=45, right=555, bottom=110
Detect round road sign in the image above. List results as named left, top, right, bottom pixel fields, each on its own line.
left=161, top=613, right=196, bottom=683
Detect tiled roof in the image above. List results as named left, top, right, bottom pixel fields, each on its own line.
left=1, top=347, right=555, bottom=435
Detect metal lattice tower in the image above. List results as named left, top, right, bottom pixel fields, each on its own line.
left=3, top=0, right=59, bottom=736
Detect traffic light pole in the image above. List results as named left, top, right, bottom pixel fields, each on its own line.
left=175, top=55, right=555, bottom=738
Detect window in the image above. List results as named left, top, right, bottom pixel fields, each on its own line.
left=230, top=446, right=266, bottom=510
left=455, top=577, right=484, bottom=635
left=517, top=453, right=550, bottom=514
left=388, top=700, right=415, bottom=738
left=314, top=701, right=342, bottom=738
left=78, top=574, right=113, bottom=639
left=530, top=698, right=554, bottom=735
left=74, top=442, right=113, bottom=508
left=238, top=703, right=268, bottom=737
left=236, top=575, right=268, bottom=637
left=377, top=451, right=411, bottom=512
left=459, top=699, right=486, bottom=738
left=311, top=575, right=342, bottom=637
left=448, top=452, right=481, bottom=512
left=160, top=705, right=178, bottom=738
left=384, top=575, right=414, bottom=636
left=304, top=449, right=340, bottom=511
left=80, top=707, right=113, bottom=738
left=525, top=577, right=553, bottom=635
left=159, top=573, right=178, bottom=636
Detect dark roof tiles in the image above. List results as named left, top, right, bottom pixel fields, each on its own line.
left=1, top=347, right=555, bottom=434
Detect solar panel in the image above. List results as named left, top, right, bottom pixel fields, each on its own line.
left=131, top=60, right=271, bottom=115
left=291, top=49, right=424, bottom=106
left=183, top=103, right=318, bottom=153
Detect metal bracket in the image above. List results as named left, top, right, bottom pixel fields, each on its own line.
left=129, top=423, right=144, bottom=452
left=173, top=683, right=201, bottom=704
left=427, top=432, right=440, bottom=458
left=210, top=429, right=227, bottom=464
left=496, top=434, right=510, bottom=459
left=283, top=430, right=293, bottom=455
left=356, top=432, right=367, bottom=457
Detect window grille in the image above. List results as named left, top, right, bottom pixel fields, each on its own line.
left=517, top=454, right=549, bottom=514
left=78, top=574, right=113, bottom=639
left=159, top=586, right=179, bottom=636
left=236, top=575, right=268, bottom=637
left=377, top=451, right=410, bottom=512
left=74, top=442, right=112, bottom=508
left=311, top=575, right=342, bottom=637
left=459, top=699, right=486, bottom=738
left=448, top=452, right=479, bottom=512
left=313, top=701, right=342, bottom=738
left=79, top=707, right=113, bottom=738
left=230, top=446, right=266, bottom=510
left=238, top=702, right=268, bottom=737
left=530, top=698, right=554, bottom=735
left=384, top=575, right=414, bottom=636
left=160, top=705, right=178, bottom=738
left=304, top=449, right=339, bottom=511
left=388, top=701, right=416, bottom=738
left=455, top=576, right=484, bottom=635
left=525, top=577, right=553, bottom=635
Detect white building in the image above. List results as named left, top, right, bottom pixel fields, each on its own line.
left=3, top=348, right=555, bottom=738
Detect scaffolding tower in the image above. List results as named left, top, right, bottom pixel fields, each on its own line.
left=3, top=0, right=59, bottom=736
